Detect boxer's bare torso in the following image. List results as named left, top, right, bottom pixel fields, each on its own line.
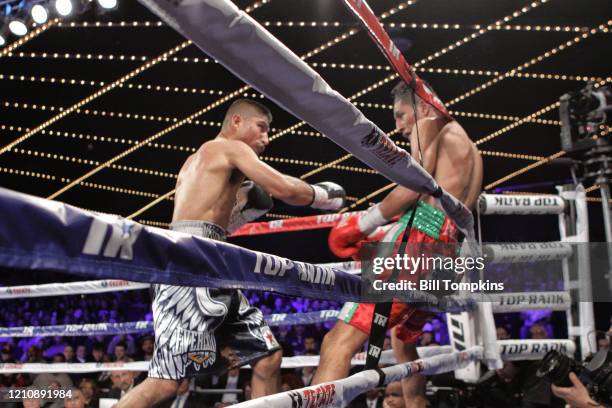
left=415, top=117, right=482, bottom=210
left=172, top=141, right=245, bottom=228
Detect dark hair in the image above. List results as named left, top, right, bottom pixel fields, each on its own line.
left=115, top=342, right=127, bottom=350
left=92, top=342, right=104, bottom=352
left=79, top=377, right=99, bottom=394
left=391, top=80, right=440, bottom=108
left=222, top=99, right=273, bottom=129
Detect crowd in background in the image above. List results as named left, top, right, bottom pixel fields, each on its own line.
left=0, top=288, right=609, bottom=407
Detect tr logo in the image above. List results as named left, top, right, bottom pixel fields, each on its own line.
left=368, top=345, right=381, bottom=358
left=373, top=313, right=388, bottom=326
left=83, top=216, right=143, bottom=260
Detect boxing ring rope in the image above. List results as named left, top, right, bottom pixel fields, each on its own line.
left=198, top=348, right=474, bottom=408
left=0, top=1, right=587, bottom=402
left=476, top=188, right=596, bottom=359
left=0, top=290, right=573, bottom=338
left=137, top=0, right=475, bottom=238
left=0, top=187, right=475, bottom=313
left=0, top=310, right=342, bottom=338
left=0, top=346, right=464, bottom=373
left=0, top=340, right=574, bottom=375
left=0, top=262, right=360, bottom=299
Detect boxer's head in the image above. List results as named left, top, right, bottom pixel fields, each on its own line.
left=222, top=99, right=272, bottom=154
left=391, top=80, right=439, bottom=138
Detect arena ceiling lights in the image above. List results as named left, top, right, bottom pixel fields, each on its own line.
left=0, top=0, right=119, bottom=46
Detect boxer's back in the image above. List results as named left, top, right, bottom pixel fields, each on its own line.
left=425, top=120, right=483, bottom=210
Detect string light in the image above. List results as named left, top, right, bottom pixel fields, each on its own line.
left=0, top=72, right=229, bottom=96
left=0, top=166, right=56, bottom=180
left=0, top=164, right=176, bottom=225
left=301, top=0, right=418, bottom=60
left=56, top=20, right=166, bottom=28
left=447, top=23, right=611, bottom=106
left=244, top=0, right=270, bottom=13
left=475, top=101, right=561, bottom=145
left=0, top=123, right=377, bottom=178
left=485, top=122, right=611, bottom=190
left=0, top=41, right=193, bottom=157
left=139, top=219, right=170, bottom=228
left=45, top=84, right=243, bottom=199
left=40, top=0, right=414, bottom=204
left=353, top=101, right=561, bottom=126
left=296, top=1, right=551, bottom=187
left=340, top=183, right=396, bottom=213
left=310, top=62, right=605, bottom=85
left=0, top=19, right=58, bottom=58
left=480, top=151, right=544, bottom=161
left=4, top=50, right=215, bottom=64
left=2, top=99, right=227, bottom=127
left=8, top=147, right=176, bottom=178
left=60, top=0, right=544, bottom=215
left=54, top=20, right=592, bottom=33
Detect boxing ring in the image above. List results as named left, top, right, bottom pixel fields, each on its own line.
left=0, top=0, right=596, bottom=406
left=0, top=185, right=582, bottom=405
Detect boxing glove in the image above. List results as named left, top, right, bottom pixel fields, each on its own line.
left=227, top=181, right=273, bottom=233
left=310, top=182, right=346, bottom=210
left=328, top=204, right=389, bottom=258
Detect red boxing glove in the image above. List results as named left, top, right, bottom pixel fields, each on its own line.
left=328, top=215, right=367, bottom=259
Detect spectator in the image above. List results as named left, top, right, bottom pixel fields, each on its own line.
left=518, top=325, right=564, bottom=408
left=303, top=336, right=318, bottom=354
left=75, top=345, right=88, bottom=363
left=300, top=350, right=318, bottom=386
left=529, top=323, right=548, bottom=340
left=243, top=381, right=252, bottom=401
left=64, top=388, right=86, bottom=408
left=90, top=343, right=106, bottom=363
left=418, top=331, right=434, bottom=347
left=107, top=334, right=135, bottom=357
left=106, top=371, right=136, bottom=399
left=113, top=342, right=130, bottom=362
left=21, top=385, right=43, bottom=408
left=33, top=363, right=73, bottom=390
left=382, top=336, right=391, bottom=351
left=280, top=373, right=304, bottom=392
left=551, top=372, right=602, bottom=408
left=201, top=347, right=248, bottom=406
left=383, top=382, right=404, bottom=408
left=1, top=343, right=14, bottom=362
left=78, top=378, right=99, bottom=408
left=64, top=345, right=76, bottom=363
left=496, top=326, right=511, bottom=340
left=135, top=336, right=154, bottom=361
left=24, top=345, right=44, bottom=363
left=0, top=343, right=18, bottom=389
left=350, top=388, right=383, bottom=408
left=157, top=378, right=205, bottom=408
left=597, top=335, right=610, bottom=351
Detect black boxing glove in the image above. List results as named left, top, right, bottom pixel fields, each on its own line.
left=310, top=182, right=346, bottom=211
left=227, top=181, right=273, bottom=233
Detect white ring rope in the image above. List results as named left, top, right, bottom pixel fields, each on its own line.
left=0, top=262, right=360, bottom=299
left=0, top=340, right=573, bottom=374
left=479, top=194, right=566, bottom=215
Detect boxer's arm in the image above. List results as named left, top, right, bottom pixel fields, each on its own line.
left=378, top=119, right=442, bottom=218
left=225, top=140, right=314, bottom=206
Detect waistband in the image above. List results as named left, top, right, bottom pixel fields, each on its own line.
left=170, top=220, right=227, bottom=241
left=400, top=201, right=447, bottom=240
